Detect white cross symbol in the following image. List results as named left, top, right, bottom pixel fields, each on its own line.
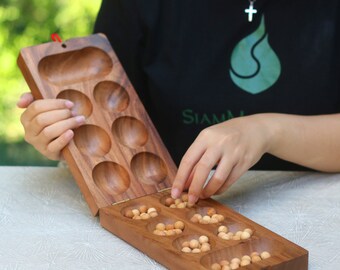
left=245, top=2, right=257, bottom=22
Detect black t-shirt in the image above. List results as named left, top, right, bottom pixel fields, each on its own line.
left=94, top=0, right=340, bottom=170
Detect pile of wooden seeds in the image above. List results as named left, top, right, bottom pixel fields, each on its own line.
left=217, top=226, right=253, bottom=240
left=164, top=193, right=193, bottom=208
left=181, top=235, right=211, bottom=253
left=153, top=221, right=185, bottom=236
left=210, top=251, right=271, bottom=269
left=124, top=205, right=158, bottom=220
left=190, top=207, right=225, bottom=224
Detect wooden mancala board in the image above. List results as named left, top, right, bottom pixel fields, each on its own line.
left=18, top=34, right=308, bottom=270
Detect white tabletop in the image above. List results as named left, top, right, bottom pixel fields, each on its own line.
left=0, top=166, right=339, bottom=269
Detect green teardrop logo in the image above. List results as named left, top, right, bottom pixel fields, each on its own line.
left=229, top=15, right=281, bottom=94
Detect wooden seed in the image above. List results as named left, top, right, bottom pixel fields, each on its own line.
left=156, top=223, right=165, bottom=231
left=181, top=247, right=191, bottom=253
left=211, top=263, right=221, bottom=270
left=124, top=209, right=134, bottom=218
left=192, top=248, right=201, bottom=253
left=251, top=255, right=262, bottom=262
left=240, top=231, right=251, bottom=240
left=165, top=197, right=174, bottom=206
left=147, top=207, right=157, bottom=214
left=174, top=221, right=185, bottom=230
left=218, top=225, right=228, bottom=233
left=189, top=239, right=199, bottom=249
left=207, top=207, right=217, bottom=216
left=220, top=260, right=229, bottom=266
left=198, top=235, right=209, bottom=244
left=149, top=211, right=158, bottom=218
left=139, top=205, right=147, bottom=213
left=260, top=251, right=271, bottom=259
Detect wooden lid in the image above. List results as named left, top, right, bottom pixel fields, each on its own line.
left=18, top=34, right=177, bottom=216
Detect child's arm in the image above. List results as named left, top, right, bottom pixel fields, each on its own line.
left=172, top=113, right=340, bottom=204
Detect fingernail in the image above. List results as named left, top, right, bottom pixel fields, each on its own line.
left=171, top=188, right=180, bottom=199
left=188, top=194, right=198, bottom=205
left=75, top=115, right=85, bottom=123
left=65, top=100, right=74, bottom=108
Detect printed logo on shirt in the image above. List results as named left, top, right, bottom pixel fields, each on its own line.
left=229, top=15, right=281, bottom=94
left=182, top=109, right=245, bottom=125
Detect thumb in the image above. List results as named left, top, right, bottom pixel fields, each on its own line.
left=17, top=92, right=34, bottom=108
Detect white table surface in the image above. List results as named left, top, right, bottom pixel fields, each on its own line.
left=1, top=166, right=340, bottom=270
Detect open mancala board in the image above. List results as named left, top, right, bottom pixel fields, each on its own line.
left=18, top=34, right=308, bottom=270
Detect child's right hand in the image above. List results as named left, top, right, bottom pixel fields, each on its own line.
left=17, top=92, right=86, bottom=160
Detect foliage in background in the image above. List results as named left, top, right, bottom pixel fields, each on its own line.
left=0, top=0, right=101, bottom=165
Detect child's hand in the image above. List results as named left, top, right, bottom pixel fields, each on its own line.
left=17, top=92, right=86, bottom=160
left=171, top=114, right=275, bottom=205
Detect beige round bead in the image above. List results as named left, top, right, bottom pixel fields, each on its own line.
left=251, top=255, right=262, bottom=263
left=174, top=221, right=185, bottom=230
left=181, top=241, right=190, bottom=248
left=165, top=230, right=176, bottom=236
left=221, top=234, right=231, bottom=240
left=231, top=258, right=240, bottom=265
left=220, top=260, right=229, bottom=266
left=211, top=263, right=221, bottom=270
left=241, top=255, right=251, bottom=261
left=175, top=198, right=182, bottom=205
left=132, top=215, right=142, bottom=220
left=210, top=217, right=219, bottom=224
left=207, top=207, right=217, bottom=216
left=140, top=213, right=150, bottom=220
left=165, top=197, right=174, bottom=206
left=218, top=225, right=228, bottom=233
left=235, top=231, right=242, bottom=237
left=132, top=209, right=140, bottom=216
left=177, top=202, right=186, bottom=208
left=221, top=266, right=231, bottom=270
left=216, top=214, right=225, bottom=222
left=200, top=243, right=211, bottom=252
left=200, top=218, right=210, bottom=225
left=189, top=239, right=200, bottom=249
left=250, top=252, right=259, bottom=257
left=147, top=207, right=157, bottom=214
left=181, top=247, right=191, bottom=253
left=232, top=235, right=241, bottom=240
left=156, top=223, right=165, bottom=231
left=174, top=228, right=183, bottom=234
left=244, top=228, right=253, bottom=235
left=165, top=224, right=174, bottom=230
left=199, top=235, right=209, bottom=244
left=240, top=231, right=251, bottom=240
left=139, top=205, right=147, bottom=213
left=190, top=216, right=200, bottom=223
left=240, top=259, right=251, bottom=266
left=170, top=204, right=177, bottom=208
left=192, top=248, right=201, bottom=253
left=181, top=193, right=189, bottom=202
left=230, top=262, right=239, bottom=269
left=149, top=211, right=158, bottom=218
left=124, top=209, right=134, bottom=218
left=260, top=251, right=271, bottom=259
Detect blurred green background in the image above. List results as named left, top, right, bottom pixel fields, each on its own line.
left=0, top=0, right=101, bottom=165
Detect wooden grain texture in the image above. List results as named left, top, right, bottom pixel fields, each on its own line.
left=17, top=34, right=177, bottom=216
left=18, top=34, right=308, bottom=269
left=100, top=190, right=308, bottom=270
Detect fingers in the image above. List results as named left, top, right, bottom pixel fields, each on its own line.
left=21, top=99, right=74, bottom=125
left=186, top=149, right=221, bottom=205
left=200, top=157, right=234, bottom=198
left=19, top=98, right=85, bottom=160
left=215, top=164, right=246, bottom=195
left=171, top=138, right=207, bottom=199
left=17, top=92, right=34, bottom=108
left=36, top=115, right=85, bottom=147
